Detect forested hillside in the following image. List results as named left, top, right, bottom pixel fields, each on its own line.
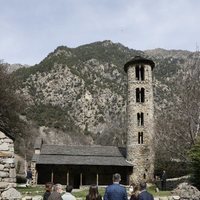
left=3, top=40, right=200, bottom=175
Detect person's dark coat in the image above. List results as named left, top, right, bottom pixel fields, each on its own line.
left=26, top=170, right=32, bottom=179
left=104, top=183, right=128, bottom=200
left=130, top=194, right=139, bottom=200
left=138, top=191, right=153, bottom=200
left=43, top=191, right=51, bottom=200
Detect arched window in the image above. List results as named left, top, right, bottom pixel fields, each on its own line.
left=137, top=112, right=144, bottom=126
left=138, top=132, right=143, bottom=144
left=141, top=88, right=145, bottom=102
left=135, top=65, right=140, bottom=80
left=136, top=88, right=140, bottom=102
left=136, top=88, right=145, bottom=103
left=140, top=65, right=145, bottom=81
left=135, top=65, right=145, bottom=81
left=137, top=113, right=140, bottom=126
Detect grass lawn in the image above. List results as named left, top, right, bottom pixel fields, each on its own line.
left=73, top=187, right=106, bottom=198
left=148, top=186, right=171, bottom=197
left=17, top=185, right=171, bottom=198
left=16, top=185, right=44, bottom=196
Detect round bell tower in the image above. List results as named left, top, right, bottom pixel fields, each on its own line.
left=124, top=56, right=155, bottom=183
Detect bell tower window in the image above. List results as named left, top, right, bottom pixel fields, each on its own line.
left=137, top=112, right=144, bottom=126
left=141, top=88, right=145, bottom=102
left=138, top=132, right=143, bottom=144
left=136, top=88, right=145, bottom=102
left=135, top=65, right=145, bottom=81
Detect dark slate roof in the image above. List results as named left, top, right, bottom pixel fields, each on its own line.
left=33, top=145, right=132, bottom=167
left=32, top=154, right=39, bottom=162
left=124, top=56, right=155, bottom=72
left=41, top=145, right=124, bottom=157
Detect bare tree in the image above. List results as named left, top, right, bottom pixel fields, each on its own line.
left=0, top=61, right=27, bottom=153
left=155, top=51, right=200, bottom=162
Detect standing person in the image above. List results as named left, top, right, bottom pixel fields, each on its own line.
left=86, top=185, right=102, bottom=200
left=48, top=184, right=63, bottom=200
left=43, top=182, right=53, bottom=200
left=62, top=185, right=76, bottom=200
left=138, top=182, right=153, bottom=200
left=26, top=167, right=32, bottom=186
left=129, top=184, right=139, bottom=200
left=161, top=170, right=167, bottom=191
left=104, top=173, right=127, bottom=200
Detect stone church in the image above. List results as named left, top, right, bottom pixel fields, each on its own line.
left=31, top=56, right=155, bottom=188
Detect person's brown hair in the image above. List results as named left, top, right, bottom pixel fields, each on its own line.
left=45, top=182, right=53, bottom=192
left=88, top=185, right=99, bottom=200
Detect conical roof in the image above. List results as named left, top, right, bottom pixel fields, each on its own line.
left=124, top=56, right=155, bottom=72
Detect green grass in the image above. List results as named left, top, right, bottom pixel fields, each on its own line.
left=16, top=185, right=44, bottom=196
left=16, top=185, right=171, bottom=198
left=148, top=186, right=171, bottom=197
left=73, top=187, right=106, bottom=198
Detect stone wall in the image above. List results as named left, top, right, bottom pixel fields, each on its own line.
left=0, top=131, right=16, bottom=195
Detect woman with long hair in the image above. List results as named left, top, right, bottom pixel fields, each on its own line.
left=86, top=185, right=102, bottom=200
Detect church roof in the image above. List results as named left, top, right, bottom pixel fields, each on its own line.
left=124, top=56, right=155, bottom=72
left=32, top=144, right=132, bottom=167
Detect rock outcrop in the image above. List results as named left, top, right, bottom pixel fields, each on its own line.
left=172, top=182, right=200, bottom=200
left=1, top=187, right=21, bottom=200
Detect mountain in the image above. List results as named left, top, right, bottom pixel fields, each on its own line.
left=12, top=40, right=199, bottom=160
left=4, top=63, right=29, bottom=73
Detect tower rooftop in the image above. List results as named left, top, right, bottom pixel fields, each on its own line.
left=124, top=56, right=155, bottom=72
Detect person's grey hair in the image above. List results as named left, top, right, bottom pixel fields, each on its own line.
left=53, top=184, right=62, bottom=192
left=113, top=173, right=121, bottom=182
left=140, top=182, right=147, bottom=190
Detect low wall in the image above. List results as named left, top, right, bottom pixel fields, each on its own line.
left=0, top=131, right=16, bottom=194
left=155, top=176, right=190, bottom=190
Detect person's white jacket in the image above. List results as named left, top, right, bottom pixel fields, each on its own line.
left=62, top=192, right=76, bottom=200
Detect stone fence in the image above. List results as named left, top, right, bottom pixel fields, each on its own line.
left=155, top=176, right=190, bottom=191
left=0, top=131, right=18, bottom=199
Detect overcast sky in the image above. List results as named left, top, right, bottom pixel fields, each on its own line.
left=0, top=0, right=200, bottom=65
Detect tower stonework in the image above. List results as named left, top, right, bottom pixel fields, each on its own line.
left=124, top=56, right=155, bottom=183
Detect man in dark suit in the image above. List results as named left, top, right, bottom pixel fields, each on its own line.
left=104, top=173, right=128, bottom=200
left=138, top=182, right=154, bottom=200
left=161, top=170, right=167, bottom=191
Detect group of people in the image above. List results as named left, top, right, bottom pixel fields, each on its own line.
left=42, top=173, right=154, bottom=200
left=104, top=173, right=153, bottom=200
left=43, top=183, right=76, bottom=200
left=128, top=182, right=153, bottom=200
